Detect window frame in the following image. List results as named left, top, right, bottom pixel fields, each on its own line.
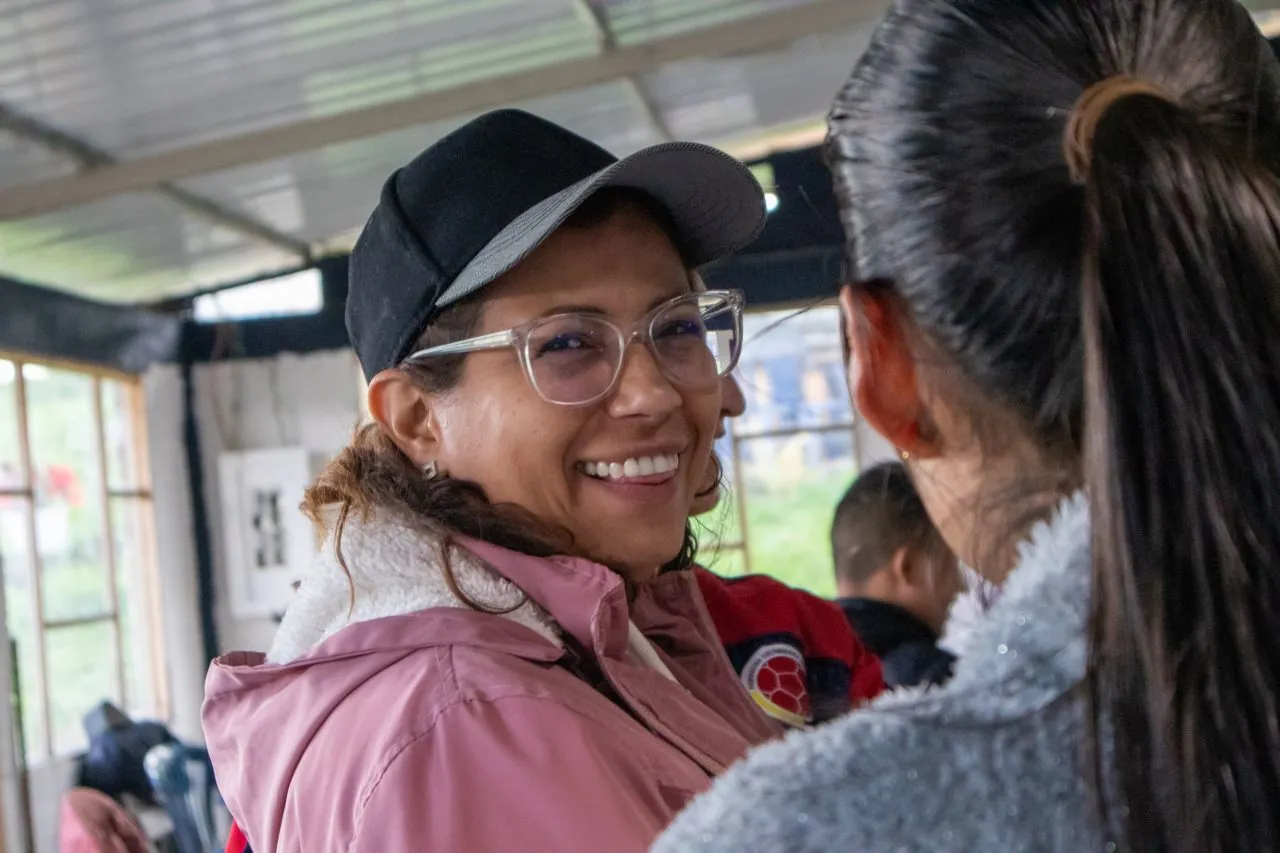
left=0, top=351, right=167, bottom=759
left=701, top=300, right=872, bottom=587
left=711, top=422, right=865, bottom=577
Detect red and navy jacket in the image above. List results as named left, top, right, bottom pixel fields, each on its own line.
left=695, top=568, right=884, bottom=727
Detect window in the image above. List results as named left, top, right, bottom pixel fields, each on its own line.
left=192, top=267, right=323, bottom=323
left=0, top=356, right=164, bottom=759
left=698, top=305, right=897, bottom=597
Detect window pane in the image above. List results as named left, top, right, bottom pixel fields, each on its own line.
left=1, top=498, right=45, bottom=757
left=112, top=497, right=157, bottom=717
left=741, top=429, right=858, bottom=597
left=47, top=620, right=120, bottom=755
left=25, top=367, right=111, bottom=622
left=738, top=306, right=852, bottom=433
left=101, top=379, right=146, bottom=492
left=0, top=361, right=23, bottom=491
left=192, top=268, right=323, bottom=322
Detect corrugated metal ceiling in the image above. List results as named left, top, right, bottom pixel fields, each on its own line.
left=0, top=0, right=878, bottom=303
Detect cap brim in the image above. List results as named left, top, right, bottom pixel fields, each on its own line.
left=437, top=142, right=766, bottom=308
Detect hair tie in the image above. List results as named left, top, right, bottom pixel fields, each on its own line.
left=1063, top=75, right=1177, bottom=184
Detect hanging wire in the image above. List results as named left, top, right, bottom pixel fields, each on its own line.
left=743, top=297, right=829, bottom=346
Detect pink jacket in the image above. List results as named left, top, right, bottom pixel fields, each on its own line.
left=59, top=789, right=150, bottom=853
left=203, top=512, right=779, bottom=853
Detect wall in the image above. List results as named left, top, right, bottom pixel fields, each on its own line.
left=144, top=349, right=366, bottom=693
left=26, top=756, right=75, bottom=853
left=189, top=350, right=365, bottom=654
left=143, top=365, right=212, bottom=742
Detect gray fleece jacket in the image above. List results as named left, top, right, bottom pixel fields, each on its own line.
left=654, top=492, right=1120, bottom=852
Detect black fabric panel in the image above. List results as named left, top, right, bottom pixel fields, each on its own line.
left=744, top=146, right=845, bottom=254
left=0, top=275, right=180, bottom=372
left=180, top=356, right=219, bottom=665
left=702, top=245, right=844, bottom=308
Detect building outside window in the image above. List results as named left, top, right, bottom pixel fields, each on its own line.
left=700, top=304, right=896, bottom=596
left=0, top=356, right=165, bottom=760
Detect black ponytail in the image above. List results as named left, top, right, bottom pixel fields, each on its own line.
left=828, top=1, right=1280, bottom=850
left=1082, top=90, right=1280, bottom=853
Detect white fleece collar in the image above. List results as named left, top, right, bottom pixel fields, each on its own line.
left=267, top=510, right=561, bottom=664
left=938, top=564, right=1003, bottom=658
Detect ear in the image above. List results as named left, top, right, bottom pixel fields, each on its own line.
left=366, top=369, right=441, bottom=468
left=838, top=286, right=935, bottom=458
left=887, top=546, right=913, bottom=585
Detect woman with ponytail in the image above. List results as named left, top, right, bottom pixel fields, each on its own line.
left=656, top=1, right=1280, bottom=851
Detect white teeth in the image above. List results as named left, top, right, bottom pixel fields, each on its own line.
left=582, top=454, right=681, bottom=480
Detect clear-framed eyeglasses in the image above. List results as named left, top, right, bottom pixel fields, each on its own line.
left=403, top=289, right=745, bottom=407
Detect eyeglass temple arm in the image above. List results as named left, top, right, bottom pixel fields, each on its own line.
left=403, top=329, right=517, bottom=361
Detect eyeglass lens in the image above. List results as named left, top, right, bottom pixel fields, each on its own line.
left=524, top=294, right=740, bottom=405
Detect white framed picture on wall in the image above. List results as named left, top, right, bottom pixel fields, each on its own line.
left=218, top=447, right=314, bottom=619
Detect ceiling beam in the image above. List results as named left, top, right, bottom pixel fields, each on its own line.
left=627, top=78, right=675, bottom=143
left=157, top=186, right=311, bottom=260
left=0, top=104, right=311, bottom=259
left=571, top=0, right=674, bottom=142
left=0, top=0, right=884, bottom=220
left=573, top=0, right=619, bottom=51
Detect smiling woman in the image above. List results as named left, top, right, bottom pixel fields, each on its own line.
left=200, top=109, right=780, bottom=853
left=380, top=199, right=743, bottom=579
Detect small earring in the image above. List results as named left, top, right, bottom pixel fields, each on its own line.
left=899, top=449, right=910, bottom=462
left=422, top=460, right=440, bottom=480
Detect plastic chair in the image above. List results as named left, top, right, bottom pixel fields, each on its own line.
left=143, top=743, right=226, bottom=853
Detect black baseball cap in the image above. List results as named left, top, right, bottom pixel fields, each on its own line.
left=346, top=108, right=766, bottom=381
